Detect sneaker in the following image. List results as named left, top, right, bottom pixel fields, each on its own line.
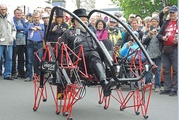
left=154, top=87, right=160, bottom=92
left=169, top=91, right=177, bottom=96
left=18, top=73, right=27, bottom=78
left=24, top=77, right=32, bottom=82
left=159, top=90, right=170, bottom=95
left=12, top=74, right=18, bottom=79
left=4, top=77, right=14, bottom=80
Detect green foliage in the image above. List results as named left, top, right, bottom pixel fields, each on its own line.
left=111, top=0, right=177, bottom=19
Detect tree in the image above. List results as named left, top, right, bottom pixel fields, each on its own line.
left=111, top=0, right=177, bottom=18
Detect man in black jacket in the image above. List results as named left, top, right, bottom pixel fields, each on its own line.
left=60, top=8, right=116, bottom=97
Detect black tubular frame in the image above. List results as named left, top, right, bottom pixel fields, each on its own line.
left=45, top=6, right=154, bottom=83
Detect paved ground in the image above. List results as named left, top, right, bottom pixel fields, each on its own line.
left=0, top=77, right=178, bottom=120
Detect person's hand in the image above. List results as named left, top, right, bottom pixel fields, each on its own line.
left=52, top=25, right=58, bottom=32
left=62, top=28, right=66, bottom=31
left=152, top=29, right=157, bottom=35
left=35, top=26, right=42, bottom=30
left=31, top=27, right=37, bottom=31
left=149, top=29, right=157, bottom=38
left=127, top=41, right=133, bottom=48
left=162, top=36, right=168, bottom=41
left=174, top=35, right=178, bottom=44
left=163, top=6, right=170, bottom=14
left=58, top=37, right=61, bottom=42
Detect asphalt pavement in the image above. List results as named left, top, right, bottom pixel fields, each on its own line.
left=0, top=77, right=178, bottom=120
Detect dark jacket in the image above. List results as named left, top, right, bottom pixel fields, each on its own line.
left=159, top=11, right=165, bottom=27
left=60, top=27, right=96, bottom=53
left=49, top=22, right=68, bottom=42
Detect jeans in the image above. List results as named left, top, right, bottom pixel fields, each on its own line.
left=145, top=57, right=161, bottom=88
left=0, top=45, right=13, bottom=78
left=26, top=41, right=43, bottom=78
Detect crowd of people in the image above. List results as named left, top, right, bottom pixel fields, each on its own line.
left=0, top=4, right=178, bottom=96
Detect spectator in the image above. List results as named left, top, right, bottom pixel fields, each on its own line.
left=12, top=8, right=28, bottom=79
left=25, top=13, right=33, bottom=73
left=26, top=13, right=33, bottom=26
left=41, top=12, right=49, bottom=35
left=95, top=13, right=102, bottom=20
left=34, top=7, right=44, bottom=24
left=49, top=9, right=68, bottom=42
left=88, top=15, right=96, bottom=33
left=127, top=14, right=135, bottom=26
left=25, top=11, right=44, bottom=82
left=44, top=6, right=51, bottom=15
left=114, top=11, right=123, bottom=18
left=142, top=16, right=152, bottom=34
left=157, top=5, right=178, bottom=96
left=120, top=31, right=145, bottom=62
left=123, top=18, right=143, bottom=45
left=21, top=12, right=27, bottom=22
left=107, top=18, right=122, bottom=48
left=142, top=16, right=161, bottom=92
left=135, top=15, right=143, bottom=30
left=0, top=4, right=16, bottom=80
left=95, top=19, right=108, bottom=41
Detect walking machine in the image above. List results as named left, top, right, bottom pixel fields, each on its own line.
left=33, top=6, right=154, bottom=120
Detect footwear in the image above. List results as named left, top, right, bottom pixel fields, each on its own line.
left=159, top=90, right=170, bottom=95
left=12, top=74, right=18, bottom=79
left=21, top=74, right=27, bottom=78
left=18, top=73, right=27, bottom=78
left=102, top=79, right=116, bottom=97
left=4, top=77, right=14, bottom=80
left=154, top=87, right=160, bottom=92
left=169, top=91, right=177, bottom=96
left=24, top=77, right=32, bottom=82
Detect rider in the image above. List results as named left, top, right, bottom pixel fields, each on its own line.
left=60, top=8, right=116, bottom=96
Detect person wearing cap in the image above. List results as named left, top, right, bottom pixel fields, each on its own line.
left=60, top=8, right=116, bottom=97
left=12, top=8, right=28, bottom=79
left=128, top=14, right=136, bottom=26
left=157, top=5, right=178, bottom=96
left=114, top=11, right=123, bottom=18
left=142, top=16, right=161, bottom=92
left=41, top=12, right=49, bottom=36
left=107, top=18, right=122, bottom=52
left=26, top=13, right=33, bottom=25
left=49, top=9, right=68, bottom=43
